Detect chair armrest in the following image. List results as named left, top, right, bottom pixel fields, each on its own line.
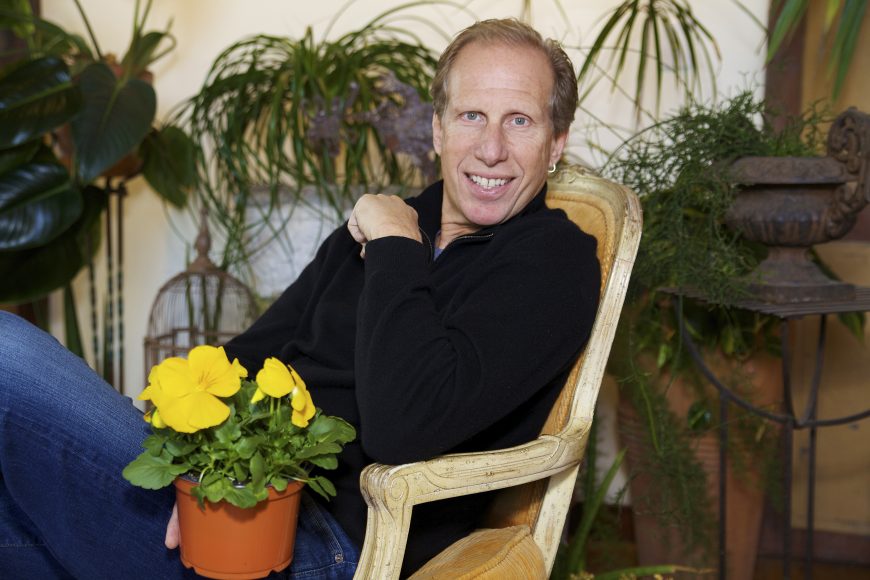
left=353, top=429, right=588, bottom=580
left=361, top=432, right=585, bottom=505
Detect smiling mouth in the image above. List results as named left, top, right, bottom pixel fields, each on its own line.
left=468, top=174, right=511, bottom=189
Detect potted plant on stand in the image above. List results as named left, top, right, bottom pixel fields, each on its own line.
left=123, top=344, right=355, bottom=579
left=601, top=91, right=865, bottom=577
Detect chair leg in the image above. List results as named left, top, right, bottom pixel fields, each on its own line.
left=534, top=463, right=580, bottom=571
left=354, top=468, right=414, bottom=580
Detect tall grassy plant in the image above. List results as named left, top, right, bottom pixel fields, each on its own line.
left=576, top=0, right=722, bottom=119
left=179, top=7, right=442, bottom=273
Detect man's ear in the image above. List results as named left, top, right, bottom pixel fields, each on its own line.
left=548, top=131, right=568, bottom=166
left=432, top=113, right=443, bottom=155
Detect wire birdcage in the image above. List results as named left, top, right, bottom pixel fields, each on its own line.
left=144, top=211, right=259, bottom=383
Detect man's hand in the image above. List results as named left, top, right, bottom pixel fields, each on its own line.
left=347, top=194, right=421, bottom=257
left=165, top=502, right=179, bottom=549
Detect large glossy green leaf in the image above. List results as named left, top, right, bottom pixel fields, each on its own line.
left=0, top=149, right=80, bottom=250
left=141, top=125, right=196, bottom=208
left=0, top=0, right=35, bottom=39
left=0, top=140, right=38, bottom=175
left=71, top=61, right=156, bottom=183
left=0, top=185, right=104, bottom=303
left=0, top=56, right=82, bottom=148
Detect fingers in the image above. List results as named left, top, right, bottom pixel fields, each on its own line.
left=165, top=502, right=180, bottom=549
left=347, top=194, right=421, bottom=257
left=347, top=211, right=367, bottom=245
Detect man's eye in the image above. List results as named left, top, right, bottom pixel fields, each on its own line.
left=512, top=117, right=528, bottom=126
left=463, top=112, right=479, bottom=121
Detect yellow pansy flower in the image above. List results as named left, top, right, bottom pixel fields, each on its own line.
left=232, top=357, right=248, bottom=379
left=139, top=366, right=163, bottom=405
left=251, top=358, right=315, bottom=427
left=252, top=357, right=303, bottom=402
left=143, top=408, right=166, bottom=429
left=139, top=366, right=170, bottom=429
left=290, top=386, right=316, bottom=428
left=139, top=345, right=246, bottom=433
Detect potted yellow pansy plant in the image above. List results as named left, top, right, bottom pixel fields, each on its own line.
left=123, top=345, right=355, bottom=579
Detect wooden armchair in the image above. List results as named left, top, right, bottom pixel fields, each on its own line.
left=353, top=166, right=642, bottom=579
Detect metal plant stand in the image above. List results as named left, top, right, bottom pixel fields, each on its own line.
left=674, top=289, right=870, bottom=580
left=682, top=107, right=870, bottom=578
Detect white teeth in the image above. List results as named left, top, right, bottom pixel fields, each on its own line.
left=469, top=175, right=508, bottom=188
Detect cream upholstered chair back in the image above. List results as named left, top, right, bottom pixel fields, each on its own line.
left=354, top=166, right=642, bottom=579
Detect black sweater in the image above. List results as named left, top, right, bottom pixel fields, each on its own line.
left=224, top=180, right=600, bottom=574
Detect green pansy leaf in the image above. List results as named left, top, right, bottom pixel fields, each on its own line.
left=250, top=452, right=265, bottom=488
left=236, top=435, right=264, bottom=459
left=142, top=434, right=166, bottom=456
left=307, top=415, right=356, bottom=443
left=121, top=450, right=187, bottom=490
left=232, top=463, right=246, bottom=483
left=214, top=418, right=242, bottom=444
left=190, top=485, right=207, bottom=508
left=202, top=476, right=232, bottom=503
left=307, top=456, right=338, bottom=470
left=164, top=438, right=198, bottom=457
left=294, top=442, right=342, bottom=459
left=201, top=471, right=223, bottom=487
left=270, top=476, right=288, bottom=492
left=306, top=476, right=336, bottom=500
left=223, top=484, right=262, bottom=509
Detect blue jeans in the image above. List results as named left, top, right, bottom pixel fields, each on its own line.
left=0, top=312, right=358, bottom=579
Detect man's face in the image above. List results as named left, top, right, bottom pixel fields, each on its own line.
left=433, top=41, right=567, bottom=235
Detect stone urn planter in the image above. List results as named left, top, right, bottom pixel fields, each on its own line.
left=725, top=108, right=870, bottom=303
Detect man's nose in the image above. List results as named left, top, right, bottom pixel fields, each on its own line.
left=475, top=123, right=508, bottom=165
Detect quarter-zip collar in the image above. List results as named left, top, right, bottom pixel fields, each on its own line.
left=406, top=179, right=550, bottom=248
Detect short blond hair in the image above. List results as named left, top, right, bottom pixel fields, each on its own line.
left=432, top=18, right=578, bottom=136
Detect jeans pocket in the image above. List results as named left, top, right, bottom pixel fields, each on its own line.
left=280, top=493, right=358, bottom=579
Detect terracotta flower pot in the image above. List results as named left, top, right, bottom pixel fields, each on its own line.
left=174, top=478, right=304, bottom=580
left=617, top=353, right=782, bottom=579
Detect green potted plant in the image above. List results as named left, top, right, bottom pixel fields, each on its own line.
left=123, top=344, right=355, bottom=579
left=599, top=90, right=865, bottom=575
left=178, top=5, right=441, bottom=277
left=550, top=438, right=699, bottom=579
left=0, top=0, right=196, bottom=356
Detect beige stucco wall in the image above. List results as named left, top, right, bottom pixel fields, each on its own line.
left=40, top=0, right=769, bottom=394
left=39, top=0, right=769, bottom=506
left=790, top=1, right=870, bottom=536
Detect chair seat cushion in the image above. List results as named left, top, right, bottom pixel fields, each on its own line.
left=409, top=525, right=546, bottom=579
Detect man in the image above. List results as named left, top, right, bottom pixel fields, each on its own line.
left=0, top=18, right=599, bottom=579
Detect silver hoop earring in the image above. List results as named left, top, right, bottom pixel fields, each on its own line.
left=548, top=164, right=557, bottom=174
